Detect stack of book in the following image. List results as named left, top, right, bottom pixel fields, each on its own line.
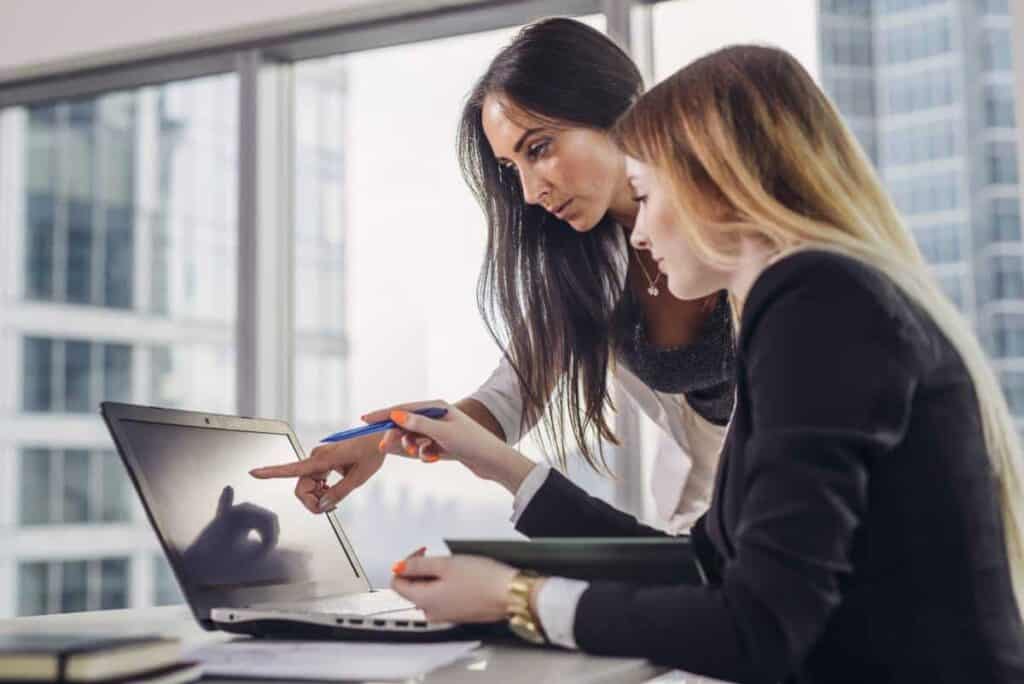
left=0, top=634, right=200, bottom=684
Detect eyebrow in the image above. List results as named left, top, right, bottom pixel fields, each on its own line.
left=514, top=127, right=546, bottom=153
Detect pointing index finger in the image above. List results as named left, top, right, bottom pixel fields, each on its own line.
left=249, top=459, right=318, bottom=479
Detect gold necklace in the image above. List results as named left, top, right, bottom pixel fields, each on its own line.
left=632, top=247, right=663, bottom=296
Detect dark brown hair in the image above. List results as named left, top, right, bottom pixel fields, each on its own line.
left=457, top=18, right=643, bottom=471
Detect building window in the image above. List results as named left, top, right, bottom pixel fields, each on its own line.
left=938, top=273, right=965, bottom=310
left=830, top=77, right=876, bottom=118
left=879, top=0, right=944, bottom=13
left=822, top=0, right=872, bottom=16
left=989, top=255, right=1024, bottom=301
left=982, top=29, right=1014, bottom=72
left=883, top=118, right=957, bottom=166
left=992, top=314, right=1024, bottom=358
left=1002, top=371, right=1024, bottom=416
left=989, top=198, right=1022, bottom=243
left=17, top=558, right=131, bottom=616
left=22, top=337, right=54, bottom=412
left=885, top=68, right=955, bottom=115
left=985, top=85, right=1017, bottom=128
left=825, top=27, right=873, bottom=66
left=913, top=223, right=961, bottom=263
left=881, top=16, right=951, bottom=65
left=21, top=337, right=134, bottom=413
left=987, top=142, right=1019, bottom=185
left=980, top=0, right=1010, bottom=14
left=22, top=100, right=136, bottom=310
left=890, top=171, right=961, bottom=215
left=19, top=448, right=131, bottom=525
left=153, top=555, right=183, bottom=606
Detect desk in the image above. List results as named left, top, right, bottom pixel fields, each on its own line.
left=0, top=605, right=726, bottom=683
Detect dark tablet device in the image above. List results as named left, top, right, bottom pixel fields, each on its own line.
left=445, top=537, right=707, bottom=586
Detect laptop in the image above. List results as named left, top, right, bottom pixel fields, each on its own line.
left=101, top=401, right=465, bottom=641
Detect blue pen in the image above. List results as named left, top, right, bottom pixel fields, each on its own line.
left=320, top=407, right=449, bottom=443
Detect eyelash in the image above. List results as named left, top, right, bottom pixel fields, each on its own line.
left=498, top=139, right=551, bottom=172
left=632, top=195, right=647, bottom=204
left=526, top=140, right=550, bottom=160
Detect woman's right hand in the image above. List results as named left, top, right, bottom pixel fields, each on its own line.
left=363, top=400, right=536, bottom=494
left=249, top=433, right=389, bottom=513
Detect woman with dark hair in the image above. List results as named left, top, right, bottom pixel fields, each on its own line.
left=253, top=17, right=735, bottom=531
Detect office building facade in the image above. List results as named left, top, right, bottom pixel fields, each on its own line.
left=819, top=0, right=1023, bottom=419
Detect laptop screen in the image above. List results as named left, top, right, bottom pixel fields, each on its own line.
left=108, top=411, right=370, bottom=622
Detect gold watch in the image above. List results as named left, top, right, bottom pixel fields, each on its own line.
left=506, top=570, right=546, bottom=644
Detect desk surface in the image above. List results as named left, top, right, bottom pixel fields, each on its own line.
left=0, top=605, right=727, bottom=683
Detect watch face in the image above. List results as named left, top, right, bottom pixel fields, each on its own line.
left=509, top=616, right=546, bottom=645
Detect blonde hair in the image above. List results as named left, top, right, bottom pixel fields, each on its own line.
left=613, top=45, right=1024, bottom=615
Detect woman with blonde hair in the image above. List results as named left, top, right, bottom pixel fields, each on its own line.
left=376, top=45, right=1024, bottom=682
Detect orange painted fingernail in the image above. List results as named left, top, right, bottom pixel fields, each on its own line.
left=406, top=446, right=418, bottom=456
left=392, top=560, right=407, bottom=575
left=390, top=410, right=409, bottom=424
left=423, top=454, right=440, bottom=463
left=378, top=438, right=387, bottom=452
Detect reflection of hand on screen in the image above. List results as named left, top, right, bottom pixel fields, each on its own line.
left=182, top=485, right=311, bottom=587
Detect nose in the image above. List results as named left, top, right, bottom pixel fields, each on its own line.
left=519, top=168, right=551, bottom=207
left=630, top=229, right=651, bottom=251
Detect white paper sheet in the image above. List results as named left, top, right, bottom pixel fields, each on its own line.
left=187, top=639, right=481, bottom=681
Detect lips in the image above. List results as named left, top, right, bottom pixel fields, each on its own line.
left=552, top=198, right=574, bottom=218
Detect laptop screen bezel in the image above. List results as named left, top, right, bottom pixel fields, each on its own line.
left=101, top=401, right=372, bottom=628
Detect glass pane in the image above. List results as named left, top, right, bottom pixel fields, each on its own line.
left=3, top=72, right=239, bottom=618
left=22, top=336, right=53, bottom=412
left=66, top=200, right=93, bottom=304
left=152, top=555, right=184, bottom=606
left=17, top=562, right=50, bottom=616
left=62, top=449, right=91, bottom=524
left=64, top=340, right=93, bottom=413
left=25, top=192, right=55, bottom=299
left=290, top=16, right=607, bottom=586
left=60, top=560, right=88, bottom=613
left=100, top=450, right=131, bottom=522
left=19, top=448, right=52, bottom=525
left=104, top=205, right=134, bottom=308
left=103, top=343, right=133, bottom=403
left=99, top=558, right=130, bottom=609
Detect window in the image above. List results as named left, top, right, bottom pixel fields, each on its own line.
left=938, top=272, right=965, bottom=310
left=985, top=85, right=1017, bottom=128
left=1002, top=371, right=1024, bottom=416
left=990, top=255, right=1024, bottom=300
left=825, top=27, right=873, bottom=66
left=830, top=77, right=877, bottom=118
left=884, top=68, right=955, bottom=115
left=989, top=198, right=1022, bottom=243
left=148, top=344, right=234, bottom=414
left=883, top=119, right=957, bottom=166
left=982, top=29, right=1014, bottom=72
left=881, top=17, right=951, bottom=64
left=821, top=0, right=872, bottom=16
left=152, top=556, right=183, bottom=606
left=913, top=223, right=961, bottom=263
left=879, top=0, right=944, bottom=13
left=890, top=171, right=961, bottom=215
left=17, top=558, right=131, bottom=616
left=19, top=448, right=131, bottom=525
left=979, top=0, right=1010, bottom=14
left=992, top=314, right=1024, bottom=358
left=987, top=142, right=1019, bottom=185
left=22, top=337, right=134, bottom=413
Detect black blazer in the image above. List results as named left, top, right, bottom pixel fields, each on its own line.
left=516, top=251, right=1024, bottom=683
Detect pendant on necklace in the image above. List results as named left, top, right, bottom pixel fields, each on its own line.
left=648, top=285, right=659, bottom=296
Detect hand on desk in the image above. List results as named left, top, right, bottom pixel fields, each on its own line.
left=391, top=551, right=526, bottom=623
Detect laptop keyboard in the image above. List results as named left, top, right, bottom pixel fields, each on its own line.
left=267, top=590, right=415, bottom=617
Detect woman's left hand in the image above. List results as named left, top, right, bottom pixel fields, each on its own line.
left=391, top=553, right=522, bottom=623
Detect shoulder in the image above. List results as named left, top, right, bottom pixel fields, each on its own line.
left=738, top=249, right=923, bottom=359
